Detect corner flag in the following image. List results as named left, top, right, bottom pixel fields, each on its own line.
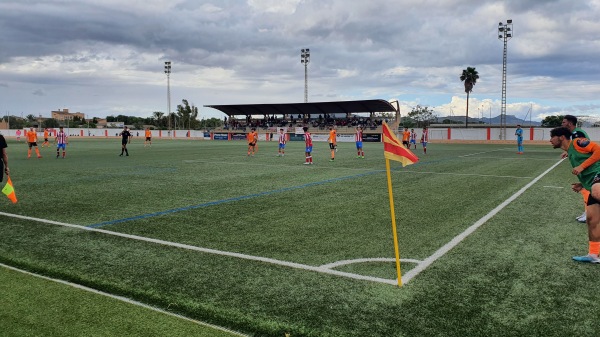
left=382, top=122, right=419, bottom=287
left=382, top=122, right=419, bottom=166
left=2, top=176, right=17, bottom=203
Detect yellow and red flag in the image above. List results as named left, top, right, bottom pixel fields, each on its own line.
left=382, top=122, right=419, bottom=166
left=382, top=121, right=419, bottom=286
left=2, top=176, right=17, bottom=203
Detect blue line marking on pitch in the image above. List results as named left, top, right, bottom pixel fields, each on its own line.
left=86, top=155, right=455, bottom=229
left=87, top=169, right=385, bottom=228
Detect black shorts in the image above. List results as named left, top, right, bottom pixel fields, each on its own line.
left=588, top=175, right=600, bottom=206
left=249, top=142, right=256, bottom=146
left=329, top=143, right=336, bottom=149
left=122, top=140, right=129, bottom=145
left=28, top=142, right=38, bottom=148
left=402, top=141, right=409, bottom=146
left=44, top=138, right=48, bottom=142
left=146, top=137, right=151, bottom=141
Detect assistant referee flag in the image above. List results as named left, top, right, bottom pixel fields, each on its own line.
left=2, top=176, right=17, bottom=203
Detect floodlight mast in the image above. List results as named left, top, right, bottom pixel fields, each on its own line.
left=164, top=61, right=172, bottom=137
left=498, top=19, right=513, bottom=140
left=301, top=49, right=310, bottom=104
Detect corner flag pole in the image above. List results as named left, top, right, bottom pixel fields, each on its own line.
left=385, top=158, right=403, bottom=287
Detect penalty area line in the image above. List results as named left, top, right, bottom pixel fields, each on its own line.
left=401, top=158, right=566, bottom=284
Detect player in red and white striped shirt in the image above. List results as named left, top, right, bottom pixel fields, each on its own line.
left=277, top=128, right=286, bottom=157
left=355, top=126, right=364, bottom=158
left=421, top=127, right=428, bottom=154
left=303, top=126, right=313, bottom=165
left=55, top=126, right=68, bottom=158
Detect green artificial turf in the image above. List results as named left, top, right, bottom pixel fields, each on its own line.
left=2, top=138, right=600, bottom=336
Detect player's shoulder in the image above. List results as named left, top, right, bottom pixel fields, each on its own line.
left=575, top=138, right=593, bottom=148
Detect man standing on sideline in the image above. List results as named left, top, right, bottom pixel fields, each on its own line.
left=55, top=126, right=68, bottom=158
left=410, top=128, right=418, bottom=149
left=328, top=125, right=337, bottom=161
left=247, top=128, right=258, bottom=156
left=26, top=127, right=41, bottom=159
left=515, top=124, right=524, bottom=154
left=303, top=126, right=313, bottom=165
left=355, top=126, right=364, bottom=158
left=0, top=132, right=9, bottom=183
left=421, top=127, right=429, bottom=154
left=562, top=115, right=590, bottom=223
left=119, top=126, right=131, bottom=156
left=550, top=126, right=600, bottom=263
left=144, top=128, right=152, bottom=147
left=42, top=128, right=50, bottom=147
left=277, top=128, right=286, bottom=157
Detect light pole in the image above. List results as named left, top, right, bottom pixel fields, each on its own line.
left=498, top=19, right=513, bottom=140
left=300, top=48, right=310, bottom=103
left=164, top=61, right=172, bottom=137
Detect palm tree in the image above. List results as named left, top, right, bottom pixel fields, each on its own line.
left=460, top=67, right=479, bottom=128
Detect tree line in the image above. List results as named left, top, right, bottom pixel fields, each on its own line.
left=4, top=99, right=224, bottom=130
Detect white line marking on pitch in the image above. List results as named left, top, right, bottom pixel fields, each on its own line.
left=459, top=148, right=511, bottom=157
left=0, top=159, right=563, bottom=287
left=320, top=258, right=421, bottom=269
left=0, top=211, right=397, bottom=285
left=465, top=156, right=558, bottom=161
left=401, top=158, right=565, bottom=284
left=543, top=186, right=564, bottom=189
left=0, top=263, right=250, bottom=337
left=398, top=171, right=532, bottom=179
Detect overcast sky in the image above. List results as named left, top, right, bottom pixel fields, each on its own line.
left=1, top=0, right=599, bottom=122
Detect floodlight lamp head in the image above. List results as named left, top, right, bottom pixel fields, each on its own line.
left=507, top=19, right=512, bottom=24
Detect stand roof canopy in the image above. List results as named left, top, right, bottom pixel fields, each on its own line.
left=204, top=99, right=397, bottom=117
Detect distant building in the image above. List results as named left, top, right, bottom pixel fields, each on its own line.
left=51, top=108, right=85, bottom=121
left=96, top=118, right=107, bottom=128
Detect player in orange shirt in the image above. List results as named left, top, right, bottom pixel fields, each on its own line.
left=144, top=128, right=152, bottom=147
left=328, top=126, right=337, bottom=161
left=26, top=127, right=41, bottom=159
left=402, top=128, right=411, bottom=148
left=247, top=128, right=258, bottom=156
left=41, top=128, right=50, bottom=147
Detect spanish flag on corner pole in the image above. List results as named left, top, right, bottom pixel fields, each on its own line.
left=382, top=122, right=418, bottom=287
left=2, top=176, right=17, bottom=204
